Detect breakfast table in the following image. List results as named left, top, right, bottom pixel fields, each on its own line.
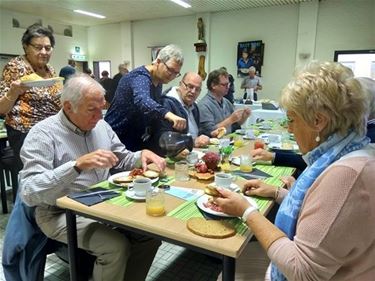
left=56, top=140, right=295, bottom=281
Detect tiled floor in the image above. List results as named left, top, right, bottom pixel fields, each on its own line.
left=0, top=191, right=269, bottom=281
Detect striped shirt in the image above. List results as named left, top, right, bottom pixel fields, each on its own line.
left=0, top=56, right=62, bottom=133
left=19, top=110, right=140, bottom=207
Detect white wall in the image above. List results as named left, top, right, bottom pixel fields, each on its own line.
left=87, top=22, right=132, bottom=76
left=132, top=15, right=199, bottom=89
left=315, top=0, right=375, bottom=60
left=208, top=5, right=299, bottom=100
left=1, top=0, right=374, bottom=100
left=126, top=5, right=301, bottom=100
left=0, top=9, right=88, bottom=73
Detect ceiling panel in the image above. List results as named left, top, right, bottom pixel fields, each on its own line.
left=0, top=0, right=314, bottom=27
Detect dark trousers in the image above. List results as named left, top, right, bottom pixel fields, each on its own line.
left=5, top=125, right=27, bottom=172
left=242, top=92, right=258, bottom=101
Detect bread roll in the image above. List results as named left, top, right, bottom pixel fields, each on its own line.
left=217, top=127, right=227, bottom=139
left=204, top=185, right=220, bottom=197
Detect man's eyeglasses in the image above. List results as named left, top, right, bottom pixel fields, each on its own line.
left=29, top=43, right=53, bottom=53
left=219, top=82, right=230, bottom=87
left=182, top=81, right=201, bottom=93
left=163, top=62, right=181, bottom=77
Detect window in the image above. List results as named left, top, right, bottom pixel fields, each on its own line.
left=334, top=49, right=375, bottom=79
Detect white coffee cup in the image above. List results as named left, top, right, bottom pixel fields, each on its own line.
left=268, top=134, right=281, bottom=143
left=214, top=173, right=233, bottom=188
left=132, top=178, right=152, bottom=197
left=219, top=138, right=231, bottom=148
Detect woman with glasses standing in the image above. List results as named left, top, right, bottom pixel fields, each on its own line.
left=105, top=44, right=187, bottom=151
left=0, top=23, right=61, bottom=171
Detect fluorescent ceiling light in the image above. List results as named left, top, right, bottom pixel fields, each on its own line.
left=169, top=0, right=191, bottom=8
left=74, top=9, right=106, bottom=19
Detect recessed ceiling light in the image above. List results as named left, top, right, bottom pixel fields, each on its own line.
left=73, top=9, right=106, bottom=19
left=169, top=0, right=191, bottom=8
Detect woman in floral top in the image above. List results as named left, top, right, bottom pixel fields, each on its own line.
left=0, top=23, right=62, bottom=170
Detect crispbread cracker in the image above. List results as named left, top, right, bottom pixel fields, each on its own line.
left=189, top=171, right=214, bottom=180
left=186, top=217, right=236, bottom=239
left=113, top=175, right=133, bottom=183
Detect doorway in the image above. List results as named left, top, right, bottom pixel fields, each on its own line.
left=93, top=61, right=111, bottom=79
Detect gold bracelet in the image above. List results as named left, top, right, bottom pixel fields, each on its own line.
left=274, top=187, right=280, bottom=200
left=4, top=93, right=17, bottom=102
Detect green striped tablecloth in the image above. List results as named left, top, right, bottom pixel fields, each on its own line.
left=91, top=176, right=175, bottom=207
left=167, top=164, right=294, bottom=236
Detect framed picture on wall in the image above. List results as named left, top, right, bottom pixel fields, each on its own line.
left=237, top=40, right=264, bottom=77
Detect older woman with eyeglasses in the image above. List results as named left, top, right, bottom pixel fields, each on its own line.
left=0, top=23, right=61, bottom=170
left=105, top=44, right=187, bottom=151
left=214, top=61, right=375, bottom=281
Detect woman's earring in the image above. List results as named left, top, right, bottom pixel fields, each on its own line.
left=315, top=133, right=320, bottom=143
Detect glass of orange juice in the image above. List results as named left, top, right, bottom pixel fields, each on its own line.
left=234, top=136, right=244, bottom=147
left=240, top=155, right=253, bottom=172
left=146, top=187, right=165, bottom=217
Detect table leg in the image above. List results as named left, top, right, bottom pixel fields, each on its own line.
left=222, top=256, right=235, bottom=281
left=66, top=210, right=78, bottom=281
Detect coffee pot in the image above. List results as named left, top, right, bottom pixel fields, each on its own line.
left=159, top=131, right=193, bottom=157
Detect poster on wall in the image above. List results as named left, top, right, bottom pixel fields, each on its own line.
left=237, top=40, right=264, bottom=77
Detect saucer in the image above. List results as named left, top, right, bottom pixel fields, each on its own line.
left=125, top=190, right=146, bottom=201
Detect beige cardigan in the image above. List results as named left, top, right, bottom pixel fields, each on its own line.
left=268, top=152, right=375, bottom=280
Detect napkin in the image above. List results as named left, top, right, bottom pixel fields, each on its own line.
left=232, top=168, right=272, bottom=180
left=68, top=187, right=120, bottom=206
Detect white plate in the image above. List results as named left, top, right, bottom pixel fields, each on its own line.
left=235, top=129, right=246, bottom=135
left=229, top=157, right=257, bottom=167
left=230, top=156, right=240, bottom=166
left=191, top=149, right=205, bottom=159
left=196, top=194, right=258, bottom=218
left=125, top=190, right=146, bottom=201
left=21, top=77, right=63, bottom=87
left=268, top=142, right=299, bottom=151
left=243, top=135, right=255, bottom=140
left=108, top=171, right=159, bottom=187
left=207, top=182, right=240, bottom=192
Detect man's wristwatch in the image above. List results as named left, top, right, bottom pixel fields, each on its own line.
left=241, top=206, right=258, bottom=222
left=72, top=160, right=82, bottom=174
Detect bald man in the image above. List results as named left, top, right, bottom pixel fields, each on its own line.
left=147, top=72, right=209, bottom=156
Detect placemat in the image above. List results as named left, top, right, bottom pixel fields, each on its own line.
left=254, top=165, right=294, bottom=187
left=167, top=196, right=271, bottom=236
left=91, top=176, right=175, bottom=208
left=167, top=165, right=294, bottom=235
left=68, top=187, right=121, bottom=206
left=92, top=180, right=133, bottom=207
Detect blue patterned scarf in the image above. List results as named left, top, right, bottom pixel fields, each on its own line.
left=271, top=131, right=370, bottom=281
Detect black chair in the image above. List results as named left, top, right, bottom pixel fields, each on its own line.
left=0, top=146, right=19, bottom=214
left=39, top=240, right=95, bottom=281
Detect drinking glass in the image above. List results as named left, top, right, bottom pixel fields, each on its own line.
left=146, top=187, right=165, bottom=217
left=240, top=155, right=253, bottom=172
left=175, top=160, right=189, bottom=181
